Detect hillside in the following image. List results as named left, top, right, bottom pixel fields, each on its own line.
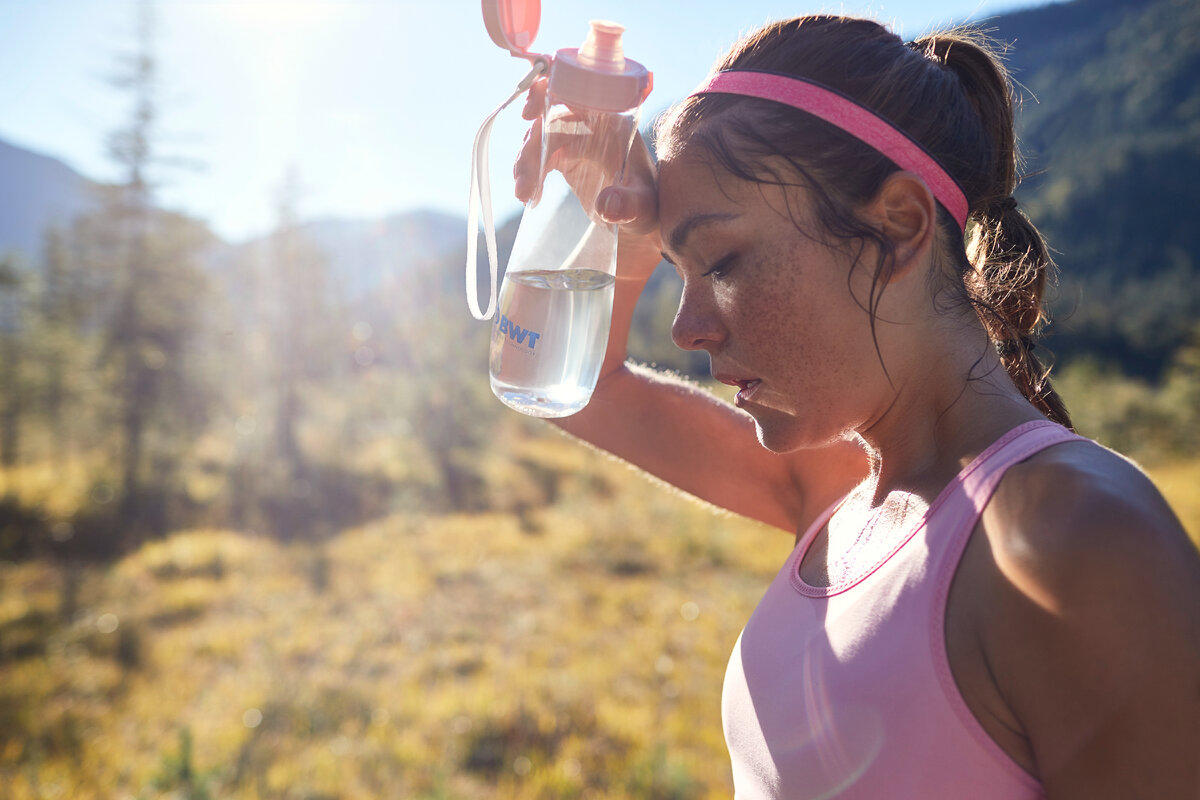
left=256, top=210, right=465, bottom=299
left=203, top=209, right=470, bottom=312
left=0, top=138, right=95, bottom=261
left=996, top=0, right=1200, bottom=375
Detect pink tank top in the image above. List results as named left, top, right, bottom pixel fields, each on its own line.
left=723, top=420, right=1083, bottom=798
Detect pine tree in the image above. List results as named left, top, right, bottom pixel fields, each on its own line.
left=260, top=168, right=340, bottom=537
left=0, top=255, right=25, bottom=468
left=70, top=0, right=213, bottom=544
left=39, top=226, right=71, bottom=431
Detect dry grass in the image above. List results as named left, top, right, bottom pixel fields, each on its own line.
left=0, top=429, right=790, bottom=799
left=1147, top=460, right=1200, bottom=549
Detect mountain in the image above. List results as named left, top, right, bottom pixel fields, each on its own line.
left=995, top=0, right=1200, bottom=375
left=0, top=134, right=477, bottom=312
left=294, top=210, right=468, bottom=299
left=0, top=137, right=96, bottom=262
left=210, top=209, right=470, bottom=300
left=0, top=132, right=472, bottom=274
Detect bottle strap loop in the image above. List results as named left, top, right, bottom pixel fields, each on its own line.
left=466, top=60, right=547, bottom=320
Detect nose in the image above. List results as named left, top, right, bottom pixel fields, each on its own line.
left=671, top=283, right=724, bottom=352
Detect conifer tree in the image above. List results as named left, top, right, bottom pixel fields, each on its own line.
left=38, top=226, right=71, bottom=431
left=71, top=0, right=212, bottom=543
left=0, top=255, right=25, bottom=468
left=258, top=168, right=340, bottom=536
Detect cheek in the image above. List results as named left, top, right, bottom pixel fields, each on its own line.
left=743, top=293, right=807, bottom=355
left=733, top=266, right=868, bottom=392
left=728, top=257, right=824, bottom=360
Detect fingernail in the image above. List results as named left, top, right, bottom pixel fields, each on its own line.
left=599, top=191, right=619, bottom=220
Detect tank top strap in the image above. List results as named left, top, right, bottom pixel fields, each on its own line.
left=930, top=419, right=1085, bottom=565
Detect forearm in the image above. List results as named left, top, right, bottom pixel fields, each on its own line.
left=598, top=268, right=652, bottom=380
left=556, top=358, right=805, bottom=529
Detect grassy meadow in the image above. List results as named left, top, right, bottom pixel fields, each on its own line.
left=1149, top=459, right=1200, bottom=545
left=0, top=415, right=797, bottom=800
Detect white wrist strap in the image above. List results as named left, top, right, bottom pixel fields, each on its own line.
left=466, top=61, right=546, bottom=321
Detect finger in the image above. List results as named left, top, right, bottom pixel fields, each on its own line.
left=513, top=116, right=543, bottom=203
left=515, top=126, right=607, bottom=205
left=521, top=76, right=548, bottom=121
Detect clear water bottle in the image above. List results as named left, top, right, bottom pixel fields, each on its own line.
left=469, top=6, right=651, bottom=418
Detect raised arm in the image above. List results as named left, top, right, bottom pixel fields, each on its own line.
left=514, top=78, right=864, bottom=534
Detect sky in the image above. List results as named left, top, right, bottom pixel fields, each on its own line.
left=0, top=0, right=1054, bottom=243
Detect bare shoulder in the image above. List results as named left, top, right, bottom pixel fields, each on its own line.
left=976, top=438, right=1200, bottom=798
left=984, top=438, right=1199, bottom=594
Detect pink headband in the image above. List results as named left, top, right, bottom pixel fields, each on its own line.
left=692, top=70, right=970, bottom=230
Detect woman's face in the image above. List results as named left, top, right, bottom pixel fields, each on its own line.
left=657, top=151, right=892, bottom=452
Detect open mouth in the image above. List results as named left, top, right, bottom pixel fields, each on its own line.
left=716, top=375, right=762, bottom=407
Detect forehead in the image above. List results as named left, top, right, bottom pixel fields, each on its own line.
left=658, top=154, right=751, bottom=226
left=658, top=152, right=805, bottom=252
left=660, top=151, right=736, bottom=199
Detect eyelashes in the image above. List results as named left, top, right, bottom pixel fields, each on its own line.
left=703, top=254, right=737, bottom=279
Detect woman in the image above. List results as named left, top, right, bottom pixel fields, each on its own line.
left=516, top=15, right=1200, bottom=799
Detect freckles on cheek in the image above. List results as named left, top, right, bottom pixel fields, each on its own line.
left=739, top=295, right=820, bottom=388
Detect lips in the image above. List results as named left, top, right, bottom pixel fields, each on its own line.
left=714, top=373, right=763, bottom=407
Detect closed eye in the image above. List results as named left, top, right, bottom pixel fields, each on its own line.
left=703, top=254, right=737, bottom=279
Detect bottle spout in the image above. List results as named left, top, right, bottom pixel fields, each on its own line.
left=576, top=20, right=626, bottom=73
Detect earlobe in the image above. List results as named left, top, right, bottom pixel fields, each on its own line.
left=868, top=171, right=937, bottom=281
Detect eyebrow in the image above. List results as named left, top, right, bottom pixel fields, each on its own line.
left=665, top=212, right=740, bottom=255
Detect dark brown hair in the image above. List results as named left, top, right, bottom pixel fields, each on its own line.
left=655, top=15, right=1072, bottom=428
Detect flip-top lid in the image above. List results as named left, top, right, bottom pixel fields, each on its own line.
left=481, top=0, right=541, bottom=57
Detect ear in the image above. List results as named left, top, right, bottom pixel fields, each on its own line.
left=863, top=171, right=937, bottom=281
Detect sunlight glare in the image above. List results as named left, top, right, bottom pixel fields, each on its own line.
left=205, top=1, right=344, bottom=97
left=208, top=0, right=341, bottom=30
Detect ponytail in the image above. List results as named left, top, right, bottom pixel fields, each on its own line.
left=919, top=32, right=1074, bottom=429
left=967, top=200, right=1073, bottom=429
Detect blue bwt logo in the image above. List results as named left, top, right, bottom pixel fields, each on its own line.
left=496, top=314, right=542, bottom=350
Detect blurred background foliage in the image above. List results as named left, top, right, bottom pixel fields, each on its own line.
left=0, top=0, right=1196, bottom=797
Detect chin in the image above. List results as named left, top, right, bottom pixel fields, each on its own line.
left=751, top=409, right=849, bottom=455
left=751, top=418, right=808, bottom=454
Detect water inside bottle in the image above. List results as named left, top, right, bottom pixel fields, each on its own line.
left=489, top=268, right=616, bottom=417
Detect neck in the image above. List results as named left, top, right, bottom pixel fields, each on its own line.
left=853, top=330, right=1043, bottom=507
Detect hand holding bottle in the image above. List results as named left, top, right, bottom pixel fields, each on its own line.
left=476, top=13, right=652, bottom=418
left=514, top=76, right=662, bottom=276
